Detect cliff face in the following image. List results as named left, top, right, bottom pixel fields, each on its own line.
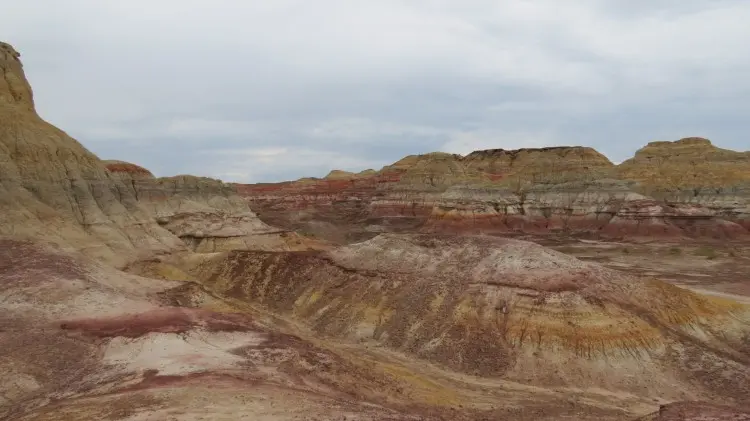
left=239, top=139, right=750, bottom=242
left=0, top=42, right=185, bottom=266
left=0, top=42, right=304, bottom=267
left=106, top=164, right=313, bottom=253
left=618, top=137, right=750, bottom=230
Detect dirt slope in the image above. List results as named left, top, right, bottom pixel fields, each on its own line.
left=163, top=234, right=750, bottom=405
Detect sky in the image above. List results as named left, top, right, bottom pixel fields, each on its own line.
left=2, top=1, right=749, bottom=183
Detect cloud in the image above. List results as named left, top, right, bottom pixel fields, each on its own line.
left=308, top=118, right=445, bottom=142
left=207, top=147, right=388, bottom=183
left=2, top=0, right=749, bottom=182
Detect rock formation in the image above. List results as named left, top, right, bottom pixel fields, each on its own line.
left=0, top=239, right=448, bottom=421
left=324, top=169, right=358, bottom=180
left=1, top=42, right=183, bottom=266
left=105, top=163, right=316, bottom=253
left=238, top=139, right=750, bottom=242
left=164, top=233, right=750, bottom=404
left=618, top=137, right=750, bottom=231
left=1, top=42, right=309, bottom=267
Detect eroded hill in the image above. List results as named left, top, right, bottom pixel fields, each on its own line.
left=238, top=138, right=750, bottom=243
left=144, top=234, right=750, bottom=401
left=0, top=42, right=315, bottom=267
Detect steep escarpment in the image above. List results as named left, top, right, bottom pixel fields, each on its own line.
left=1, top=42, right=307, bottom=265
left=176, top=234, right=750, bottom=402
left=0, top=42, right=184, bottom=266
left=104, top=163, right=320, bottom=253
left=618, top=137, right=750, bottom=231
left=239, top=139, right=750, bottom=242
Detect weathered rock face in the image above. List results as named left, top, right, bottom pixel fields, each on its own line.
left=103, top=165, right=319, bottom=253
left=180, top=234, right=750, bottom=402
left=618, top=137, right=750, bottom=230
left=1, top=42, right=304, bottom=266
left=1, top=42, right=185, bottom=266
left=0, top=239, right=451, bottom=421
left=102, top=159, right=155, bottom=180
left=239, top=140, right=750, bottom=242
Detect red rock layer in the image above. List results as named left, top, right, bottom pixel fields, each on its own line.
left=60, top=307, right=256, bottom=338
left=238, top=176, right=748, bottom=243
left=103, top=160, right=155, bottom=179
left=236, top=141, right=750, bottom=242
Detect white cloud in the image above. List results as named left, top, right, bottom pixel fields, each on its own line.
left=3, top=1, right=750, bottom=182
left=164, top=118, right=267, bottom=138
left=207, top=147, right=387, bottom=183
left=309, top=118, right=445, bottom=141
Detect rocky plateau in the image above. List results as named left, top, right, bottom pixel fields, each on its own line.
left=2, top=40, right=750, bottom=420
left=238, top=138, right=750, bottom=244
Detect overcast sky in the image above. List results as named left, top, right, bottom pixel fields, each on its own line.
left=2, top=1, right=749, bottom=182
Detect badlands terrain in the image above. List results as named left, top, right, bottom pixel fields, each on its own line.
left=2, top=40, right=750, bottom=421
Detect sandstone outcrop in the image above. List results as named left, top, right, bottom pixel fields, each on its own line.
left=324, top=169, right=357, bottom=180
left=1, top=42, right=305, bottom=266
left=618, top=137, right=750, bottom=230
left=0, top=42, right=475, bottom=421
left=106, top=164, right=316, bottom=253
left=239, top=139, right=750, bottom=242
left=1, top=42, right=184, bottom=266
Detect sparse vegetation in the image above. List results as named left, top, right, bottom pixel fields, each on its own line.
left=693, top=246, right=719, bottom=260
left=298, top=230, right=318, bottom=239
left=668, top=247, right=682, bottom=256
left=554, top=246, right=579, bottom=255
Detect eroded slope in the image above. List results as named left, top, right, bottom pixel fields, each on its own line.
left=172, top=234, right=750, bottom=404
left=0, top=239, right=447, bottom=420
left=1, top=42, right=310, bottom=267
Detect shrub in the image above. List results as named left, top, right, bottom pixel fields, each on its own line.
left=693, top=246, right=718, bottom=260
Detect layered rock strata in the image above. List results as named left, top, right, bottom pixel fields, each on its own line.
left=0, top=239, right=451, bottom=421
left=618, top=137, right=750, bottom=231
left=238, top=140, right=750, bottom=242
left=1, top=42, right=183, bottom=266
left=105, top=164, right=315, bottom=253
left=1, top=42, right=304, bottom=266
left=175, top=234, right=750, bottom=402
